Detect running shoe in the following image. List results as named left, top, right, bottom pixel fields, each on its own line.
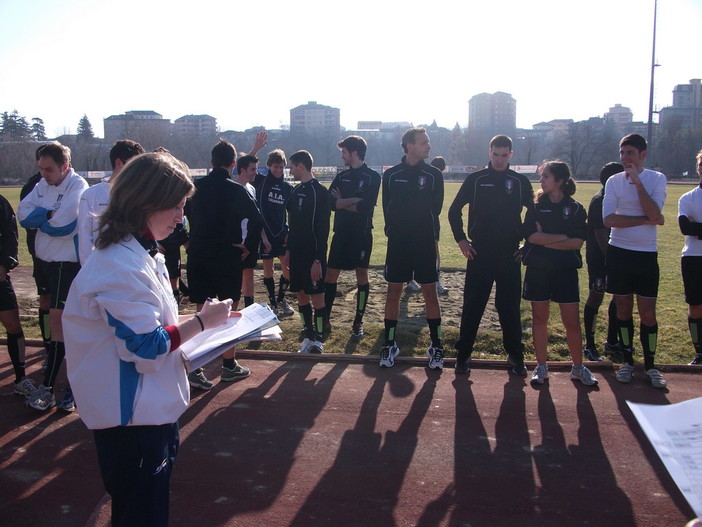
left=616, top=363, right=634, bottom=383
left=427, top=346, right=444, bottom=370
left=221, top=361, right=251, bottom=381
left=379, top=344, right=400, bottom=368
left=406, top=280, right=421, bottom=292
left=604, top=341, right=624, bottom=356
left=530, top=363, right=549, bottom=385
left=583, top=346, right=603, bottom=361
left=455, top=357, right=471, bottom=374
left=436, top=282, right=449, bottom=295
left=57, top=386, right=76, bottom=413
left=689, top=354, right=702, bottom=366
left=188, top=368, right=214, bottom=390
left=570, top=365, right=598, bottom=386
left=278, top=298, right=295, bottom=316
left=26, top=385, right=56, bottom=411
left=13, top=377, right=37, bottom=398
left=351, top=323, right=364, bottom=342
left=507, top=355, right=527, bottom=376
left=309, top=340, right=324, bottom=354
left=645, top=368, right=668, bottom=389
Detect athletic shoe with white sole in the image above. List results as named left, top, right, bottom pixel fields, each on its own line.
left=427, top=346, right=444, bottom=370
left=13, top=377, right=37, bottom=398
left=26, top=385, right=56, bottom=411
left=351, top=324, right=364, bottom=342
left=570, top=365, right=598, bottom=386
left=188, top=368, right=214, bottom=390
left=379, top=344, right=400, bottom=368
left=645, top=368, right=667, bottom=389
left=530, top=363, right=549, bottom=384
left=221, top=361, right=251, bottom=381
left=616, top=363, right=634, bottom=383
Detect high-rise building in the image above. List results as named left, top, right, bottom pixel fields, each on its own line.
left=103, top=110, right=171, bottom=144
left=173, top=114, right=217, bottom=137
left=604, top=104, right=633, bottom=129
left=660, top=79, right=702, bottom=132
left=468, top=91, right=516, bottom=135
left=290, top=101, right=340, bottom=135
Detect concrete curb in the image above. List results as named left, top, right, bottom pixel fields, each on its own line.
left=11, top=338, right=700, bottom=373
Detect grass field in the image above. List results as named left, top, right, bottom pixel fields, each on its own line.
left=2, top=179, right=697, bottom=365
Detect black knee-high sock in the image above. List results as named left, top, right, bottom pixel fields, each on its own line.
left=277, top=277, right=290, bottom=303
left=324, top=283, right=337, bottom=319
left=688, top=317, right=702, bottom=356
left=263, top=277, right=276, bottom=305
left=299, top=303, right=314, bottom=339
left=314, top=306, right=327, bottom=342
left=384, top=319, right=397, bottom=345
left=607, top=299, right=619, bottom=344
left=618, top=318, right=635, bottom=365
left=39, top=308, right=50, bottom=352
left=353, top=283, right=370, bottom=326
left=44, top=340, right=65, bottom=389
left=640, top=323, right=658, bottom=371
left=7, top=332, right=26, bottom=382
left=427, top=318, right=442, bottom=348
left=583, top=304, right=597, bottom=348
left=244, top=296, right=254, bottom=307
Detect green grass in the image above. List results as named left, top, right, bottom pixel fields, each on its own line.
left=3, top=181, right=697, bottom=364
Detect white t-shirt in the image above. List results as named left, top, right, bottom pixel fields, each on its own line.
left=602, top=168, right=667, bottom=252
left=678, top=185, right=702, bottom=257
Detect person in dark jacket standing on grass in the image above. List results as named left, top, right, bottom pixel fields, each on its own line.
left=379, top=127, right=444, bottom=370
left=448, top=134, right=533, bottom=376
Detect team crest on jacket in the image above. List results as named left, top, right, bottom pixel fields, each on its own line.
left=562, top=205, right=572, bottom=219
left=504, top=179, right=513, bottom=194
left=417, top=176, right=426, bottom=189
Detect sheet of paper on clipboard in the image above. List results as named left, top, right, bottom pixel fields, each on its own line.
left=180, top=303, right=281, bottom=372
left=627, top=397, right=702, bottom=519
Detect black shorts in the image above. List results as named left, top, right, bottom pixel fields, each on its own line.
left=187, top=254, right=243, bottom=304
left=328, top=230, right=372, bottom=270
left=682, top=256, right=702, bottom=306
left=289, top=250, right=326, bottom=295
left=384, top=236, right=437, bottom=284
left=32, top=256, right=50, bottom=296
left=45, top=261, right=80, bottom=310
left=587, top=262, right=607, bottom=294
left=0, top=276, right=18, bottom=311
left=261, top=238, right=286, bottom=260
left=242, top=249, right=258, bottom=270
left=606, top=245, right=659, bottom=298
left=522, top=265, right=580, bottom=303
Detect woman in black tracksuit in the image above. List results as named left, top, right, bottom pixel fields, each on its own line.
left=521, top=161, right=597, bottom=386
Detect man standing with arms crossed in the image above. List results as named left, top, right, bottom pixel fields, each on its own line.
left=18, top=141, right=88, bottom=411
left=324, top=136, right=381, bottom=341
left=448, top=135, right=533, bottom=376
left=380, top=128, right=444, bottom=369
left=603, top=133, right=667, bottom=388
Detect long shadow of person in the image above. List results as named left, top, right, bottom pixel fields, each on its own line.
left=288, top=364, right=437, bottom=525
left=602, top=371, right=696, bottom=520
left=170, top=359, right=348, bottom=525
left=532, top=384, right=635, bottom=526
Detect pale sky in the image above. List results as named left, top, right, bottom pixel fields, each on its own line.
left=0, top=0, right=699, bottom=138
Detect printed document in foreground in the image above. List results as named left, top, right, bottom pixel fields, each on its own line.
left=627, top=397, right=702, bottom=519
left=180, top=303, right=281, bottom=372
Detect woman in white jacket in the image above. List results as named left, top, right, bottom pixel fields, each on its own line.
left=63, top=152, right=232, bottom=527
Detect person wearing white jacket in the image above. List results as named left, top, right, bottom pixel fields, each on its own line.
left=17, top=141, right=88, bottom=412
left=77, top=139, right=144, bottom=265
left=63, top=152, right=233, bottom=527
